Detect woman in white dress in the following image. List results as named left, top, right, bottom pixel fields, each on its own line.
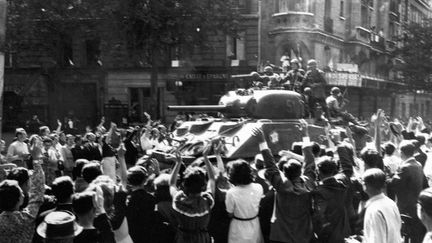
left=225, top=159, right=264, bottom=243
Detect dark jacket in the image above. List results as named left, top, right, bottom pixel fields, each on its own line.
left=124, top=137, right=139, bottom=166
left=387, top=157, right=424, bottom=218
left=83, top=142, right=102, bottom=161
left=126, top=188, right=158, bottom=243
left=71, top=145, right=86, bottom=161
left=312, top=177, right=351, bottom=243
left=262, top=148, right=314, bottom=243
left=303, top=69, right=326, bottom=98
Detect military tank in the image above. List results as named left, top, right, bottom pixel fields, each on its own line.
left=165, top=88, right=325, bottom=161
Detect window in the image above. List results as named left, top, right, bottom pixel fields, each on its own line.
left=129, top=87, right=160, bottom=122
left=59, top=34, right=73, bottom=67
left=86, top=38, right=101, bottom=66
left=324, top=46, right=331, bottom=68
left=401, top=103, right=406, bottom=118
left=361, top=0, right=373, bottom=28
left=324, top=0, right=331, bottom=17
left=389, top=22, right=395, bottom=39
left=226, top=32, right=245, bottom=60
left=236, top=0, right=251, bottom=14
left=278, top=0, right=309, bottom=12
left=340, top=0, right=344, bottom=17
left=427, top=101, right=431, bottom=116
left=409, top=103, right=415, bottom=116
left=4, top=51, right=16, bottom=68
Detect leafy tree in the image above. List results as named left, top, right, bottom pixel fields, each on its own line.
left=6, top=0, right=240, bottom=117
left=392, top=19, right=432, bottom=90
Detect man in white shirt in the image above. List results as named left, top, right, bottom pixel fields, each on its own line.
left=6, top=128, right=30, bottom=167
left=382, top=142, right=401, bottom=175
left=363, top=168, right=402, bottom=243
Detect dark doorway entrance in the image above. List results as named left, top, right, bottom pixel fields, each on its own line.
left=59, top=83, right=97, bottom=130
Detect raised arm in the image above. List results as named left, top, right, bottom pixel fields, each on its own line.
left=117, top=143, right=128, bottom=187
left=169, top=151, right=182, bottom=197
left=55, top=119, right=62, bottom=134
left=324, top=123, right=336, bottom=149
left=374, top=109, right=383, bottom=153
left=96, top=117, right=106, bottom=133
left=203, top=142, right=216, bottom=195
left=299, top=119, right=316, bottom=181
left=214, top=139, right=226, bottom=174
left=251, top=127, right=293, bottom=192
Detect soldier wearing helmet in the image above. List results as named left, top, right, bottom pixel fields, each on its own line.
left=262, top=66, right=281, bottom=89
left=283, top=59, right=305, bottom=92
left=303, top=59, right=328, bottom=117
left=326, top=87, right=360, bottom=125
left=250, top=71, right=264, bottom=89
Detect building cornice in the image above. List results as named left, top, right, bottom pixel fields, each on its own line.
left=269, top=28, right=389, bottom=53
left=345, top=40, right=386, bottom=54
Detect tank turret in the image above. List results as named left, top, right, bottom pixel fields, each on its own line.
left=168, top=89, right=304, bottom=119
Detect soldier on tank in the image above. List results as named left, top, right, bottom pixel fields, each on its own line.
left=326, top=87, right=360, bottom=125
left=302, top=87, right=314, bottom=118
left=282, top=59, right=305, bottom=92
left=303, top=59, right=328, bottom=117
left=262, top=66, right=281, bottom=89
left=250, top=71, right=264, bottom=89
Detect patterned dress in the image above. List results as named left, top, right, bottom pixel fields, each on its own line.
left=172, top=190, right=214, bottom=243
left=0, top=161, right=45, bottom=243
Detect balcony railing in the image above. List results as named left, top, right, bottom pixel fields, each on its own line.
left=272, top=11, right=314, bottom=29
left=386, top=40, right=397, bottom=50
left=370, top=34, right=385, bottom=49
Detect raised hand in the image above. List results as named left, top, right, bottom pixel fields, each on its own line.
left=202, top=141, right=212, bottom=157
left=251, top=126, right=265, bottom=144
left=213, top=138, right=226, bottom=156
left=174, top=149, right=182, bottom=163
left=30, top=139, right=43, bottom=160
left=117, top=143, right=126, bottom=157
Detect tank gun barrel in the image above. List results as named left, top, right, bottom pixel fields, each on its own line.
left=167, top=105, right=228, bottom=112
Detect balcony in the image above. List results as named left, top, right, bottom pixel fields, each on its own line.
left=272, top=11, right=314, bottom=30
left=386, top=40, right=397, bottom=51
left=370, top=34, right=385, bottom=50
left=353, top=26, right=371, bottom=43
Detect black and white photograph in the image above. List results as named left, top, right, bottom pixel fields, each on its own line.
left=0, top=0, right=432, bottom=242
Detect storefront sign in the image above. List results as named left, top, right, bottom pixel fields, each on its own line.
left=335, top=63, right=359, bottom=73
left=325, top=73, right=362, bottom=87
left=183, top=73, right=229, bottom=80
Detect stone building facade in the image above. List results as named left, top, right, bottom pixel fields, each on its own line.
left=3, top=0, right=432, bottom=130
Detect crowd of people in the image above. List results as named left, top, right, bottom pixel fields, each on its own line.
left=1, top=103, right=432, bottom=243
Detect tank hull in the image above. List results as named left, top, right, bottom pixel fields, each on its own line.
left=172, top=119, right=325, bottom=159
